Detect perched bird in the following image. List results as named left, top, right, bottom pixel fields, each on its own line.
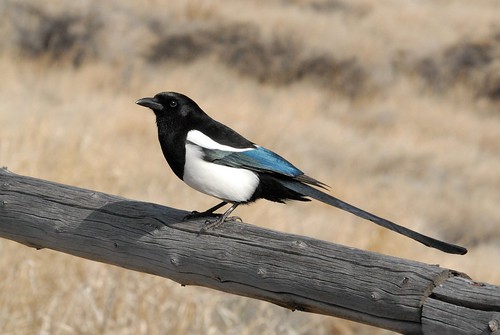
left=136, top=91, right=467, bottom=255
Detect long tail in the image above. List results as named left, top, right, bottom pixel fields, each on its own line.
left=280, top=180, right=467, bottom=255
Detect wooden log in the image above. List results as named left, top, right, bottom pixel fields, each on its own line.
left=0, top=168, right=498, bottom=334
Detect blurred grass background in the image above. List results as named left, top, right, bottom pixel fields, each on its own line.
left=0, top=0, right=499, bottom=334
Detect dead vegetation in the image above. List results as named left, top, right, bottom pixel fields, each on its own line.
left=2, top=0, right=498, bottom=101
left=414, top=35, right=500, bottom=100
left=5, top=2, right=103, bottom=66
left=146, top=22, right=369, bottom=97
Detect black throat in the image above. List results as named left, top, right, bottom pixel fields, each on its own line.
left=156, top=118, right=187, bottom=180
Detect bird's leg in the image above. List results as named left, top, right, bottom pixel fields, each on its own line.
left=183, top=201, right=228, bottom=221
left=203, top=203, right=241, bottom=230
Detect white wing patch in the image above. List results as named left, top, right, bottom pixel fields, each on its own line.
left=186, top=130, right=254, bottom=152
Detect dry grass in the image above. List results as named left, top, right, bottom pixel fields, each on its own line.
left=1, top=0, right=499, bottom=334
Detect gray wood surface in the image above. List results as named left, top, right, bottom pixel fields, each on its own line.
left=422, top=276, right=500, bottom=335
left=1, top=168, right=498, bottom=334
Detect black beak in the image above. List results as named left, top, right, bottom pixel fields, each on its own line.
left=135, top=97, right=163, bottom=111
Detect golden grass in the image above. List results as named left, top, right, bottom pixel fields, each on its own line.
left=1, top=0, right=499, bottom=334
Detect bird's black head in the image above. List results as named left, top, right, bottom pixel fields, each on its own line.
left=135, top=92, right=202, bottom=120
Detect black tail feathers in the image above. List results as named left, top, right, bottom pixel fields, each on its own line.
left=280, top=179, right=467, bottom=255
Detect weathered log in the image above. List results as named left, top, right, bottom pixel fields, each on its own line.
left=0, top=168, right=498, bottom=334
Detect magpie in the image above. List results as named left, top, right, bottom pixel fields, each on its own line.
left=136, top=91, right=467, bottom=255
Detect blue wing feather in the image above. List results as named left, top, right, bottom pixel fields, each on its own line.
left=202, top=146, right=303, bottom=177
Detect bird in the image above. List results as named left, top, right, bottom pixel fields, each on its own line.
left=136, top=91, right=467, bottom=255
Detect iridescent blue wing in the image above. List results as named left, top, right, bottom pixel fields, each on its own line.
left=202, top=146, right=303, bottom=177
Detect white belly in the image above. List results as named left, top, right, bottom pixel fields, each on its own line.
left=183, top=144, right=259, bottom=202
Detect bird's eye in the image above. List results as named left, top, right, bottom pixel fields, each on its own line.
left=169, top=100, right=177, bottom=108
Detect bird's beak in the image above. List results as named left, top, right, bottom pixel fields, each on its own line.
left=135, top=97, right=163, bottom=111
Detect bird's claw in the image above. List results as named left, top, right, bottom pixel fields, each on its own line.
left=197, top=215, right=242, bottom=234
left=205, top=215, right=242, bottom=226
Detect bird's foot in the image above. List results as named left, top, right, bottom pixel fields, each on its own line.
left=183, top=202, right=241, bottom=234
left=198, top=215, right=242, bottom=233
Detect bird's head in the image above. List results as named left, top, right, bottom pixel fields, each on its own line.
left=135, top=91, right=201, bottom=120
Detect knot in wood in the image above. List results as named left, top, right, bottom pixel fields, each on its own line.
left=489, top=319, right=499, bottom=332
left=170, top=255, right=180, bottom=266
left=216, top=250, right=229, bottom=259
left=257, top=267, right=267, bottom=278
left=370, top=291, right=382, bottom=301
left=291, top=240, right=308, bottom=249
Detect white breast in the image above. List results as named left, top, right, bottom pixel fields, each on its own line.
left=183, top=131, right=259, bottom=202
